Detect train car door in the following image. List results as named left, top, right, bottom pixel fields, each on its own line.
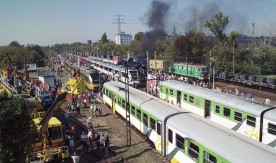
left=204, top=100, right=211, bottom=118
left=156, top=121, right=163, bottom=155
left=165, top=88, right=169, bottom=102
left=112, top=93, right=115, bottom=113
left=177, top=91, right=181, bottom=106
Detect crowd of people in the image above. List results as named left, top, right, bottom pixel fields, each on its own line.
left=62, top=93, right=110, bottom=163
left=146, top=69, right=275, bottom=105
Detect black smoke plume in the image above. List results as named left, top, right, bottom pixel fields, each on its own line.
left=139, top=1, right=170, bottom=56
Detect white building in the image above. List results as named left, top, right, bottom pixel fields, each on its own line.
left=115, top=32, right=132, bottom=45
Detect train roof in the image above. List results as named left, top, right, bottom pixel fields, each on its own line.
left=88, top=58, right=137, bottom=72
left=173, top=63, right=208, bottom=68
left=104, top=81, right=180, bottom=120
left=169, top=113, right=276, bottom=162
left=103, top=81, right=276, bottom=162
left=160, top=80, right=276, bottom=121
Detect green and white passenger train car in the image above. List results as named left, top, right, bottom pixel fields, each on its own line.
left=102, top=81, right=276, bottom=162
left=159, top=80, right=276, bottom=148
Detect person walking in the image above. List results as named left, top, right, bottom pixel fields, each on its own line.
left=89, top=103, right=94, bottom=115
left=83, top=97, right=87, bottom=108
left=67, top=104, right=71, bottom=113
left=76, top=102, right=81, bottom=115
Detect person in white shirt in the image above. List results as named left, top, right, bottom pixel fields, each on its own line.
left=71, top=152, right=80, bottom=163
left=83, top=98, right=87, bottom=108
left=266, top=98, right=271, bottom=104
left=80, top=132, right=89, bottom=151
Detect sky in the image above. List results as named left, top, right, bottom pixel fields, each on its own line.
left=0, top=0, right=276, bottom=46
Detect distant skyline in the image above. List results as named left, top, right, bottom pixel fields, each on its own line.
left=1, top=0, right=276, bottom=46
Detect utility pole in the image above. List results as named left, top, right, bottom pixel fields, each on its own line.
left=233, top=39, right=235, bottom=75
left=124, top=61, right=131, bottom=146
left=213, top=65, right=215, bottom=90
left=154, top=51, right=157, bottom=93
left=112, top=50, right=114, bottom=80
left=186, top=52, right=188, bottom=77
left=209, top=52, right=211, bottom=88
left=146, top=51, right=149, bottom=93
left=113, top=14, right=125, bottom=34
left=154, top=51, right=157, bottom=75
left=252, top=23, right=255, bottom=45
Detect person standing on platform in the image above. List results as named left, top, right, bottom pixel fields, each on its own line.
left=76, top=102, right=81, bottom=115
left=71, top=152, right=80, bottom=163
left=83, top=96, right=87, bottom=108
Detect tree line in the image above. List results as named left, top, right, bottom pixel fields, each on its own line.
left=1, top=11, right=276, bottom=75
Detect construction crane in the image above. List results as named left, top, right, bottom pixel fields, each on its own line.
left=28, top=77, right=85, bottom=162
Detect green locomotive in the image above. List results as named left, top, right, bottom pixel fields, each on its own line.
left=168, top=63, right=209, bottom=80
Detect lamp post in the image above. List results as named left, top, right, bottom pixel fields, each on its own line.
left=154, top=51, right=156, bottom=75
left=146, top=51, right=149, bottom=93
left=209, top=52, right=211, bottom=88
left=112, top=50, right=114, bottom=80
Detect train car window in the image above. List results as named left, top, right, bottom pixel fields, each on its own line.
left=184, top=94, right=187, bottom=101
left=215, top=105, right=220, bottom=113
left=246, top=115, right=256, bottom=127
left=188, top=142, right=199, bottom=161
left=118, top=97, right=122, bottom=106
left=137, top=109, right=141, bottom=120
left=234, top=111, right=242, bottom=122
left=182, top=66, right=184, bottom=69
left=47, top=126, right=62, bottom=140
left=103, top=88, right=106, bottom=95
left=196, top=98, right=200, bottom=107
left=168, top=129, right=173, bottom=143
left=131, top=106, right=135, bottom=116
left=105, top=89, right=108, bottom=96
left=268, top=123, right=276, bottom=135
left=170, top=89, right=174, bottom=96
left=203, top=151, right=217, bottom=163
left=176, top=133, right=184, bottom=150
left=157, top=122, right=161, bottom=135
left=166, top=88, right=168, bottom=94
left=150, top=118, right=156, bottom=130
left=223, top=108, right=230, bottom=117
left=122, top=100, right=125, bottom=109
left=108, top=91, right=112, bottom=98
left=189, top=96, right=194, bottom=103
left=143, top=113, right=148, bottom=127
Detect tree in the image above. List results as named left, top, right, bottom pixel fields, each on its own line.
left=0, top=94, right=36, bottom=162
left=174, top=35, right=191, bottom=62
left=204, top=11, right=229, bottom=42
left=101, top=32, right=108, bottom=44
left=134, top=32, right=144, bottom=41
left=9, top=41, right=21, bottom=47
